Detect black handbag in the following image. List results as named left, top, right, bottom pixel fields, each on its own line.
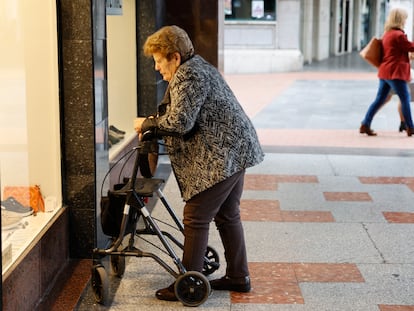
left=100, top=183, right=136, bottom=237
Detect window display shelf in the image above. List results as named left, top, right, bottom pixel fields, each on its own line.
left=109, top=131, right=138, bottom=162
left=1, top=199, right=62, bottom=279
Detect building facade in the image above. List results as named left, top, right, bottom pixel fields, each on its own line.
left=223, top=0, right=414, bottom=73
left=0, top=0, right=217, bottom=310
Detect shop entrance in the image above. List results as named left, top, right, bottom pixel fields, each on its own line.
left=338, top=0, right=352, bottom=53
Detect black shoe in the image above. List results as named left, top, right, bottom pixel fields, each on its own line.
left=210, top=276, right=251, bottom=292
left=109, top=129, right=124, bottom=140
left=110, top=125, right=126, bottom=135
left=108, top=133, right=120, bottom=145
left=155, top=283, right=178, bottom=301
left=399, top=121, right=407, bottom=132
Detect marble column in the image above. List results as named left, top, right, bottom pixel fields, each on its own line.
left=59, top=0, right=106, bottom=257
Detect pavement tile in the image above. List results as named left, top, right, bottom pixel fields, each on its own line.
left=231, top=262, right=364, bottom=305
left=273, top=175, right=319, bottom=183
left=359, top=177, right=414, bottom=184
left=231, top=262, right=304, bottom=305
left=280, top=211, right=334, bottom=223
left=244, top=175, right=279, bottom=191
left=359, top=177, right=414, bottom=193
left=240, top=199, right=334, bottom=222
left=379, top=306, right=414, bottom=311
left=245, top=222, right=384, bottom=263
left=292, top=263, right=364, bottom=283
left=243, top=175, right=318, bottom=191
left=363, top=224, right=414, bottom=263
left=323, top=191, right=372, bottom=202
left=382, top=212, right=414, bottom=223
left=240, top=199, right=282, bottom=222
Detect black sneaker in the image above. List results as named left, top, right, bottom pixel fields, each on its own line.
left=109, top=129, right=124, bottom=140
left=210, top=276, right=251, bottom=292
left=109, top=125, right=126, bottom=135
left=2, top=197, right=33, bottom=217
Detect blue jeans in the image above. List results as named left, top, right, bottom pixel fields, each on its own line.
left=362, top=79, right=414, bottom=129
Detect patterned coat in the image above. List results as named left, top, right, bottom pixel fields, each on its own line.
left=155, top=55, right=264, bottom=201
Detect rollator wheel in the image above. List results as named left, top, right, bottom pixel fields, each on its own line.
left=175, top=271, right=211, bottom=307
left=202, top=246, right=220, bottom=276
left=110, top=253, right=126, bottom=277
left=91, top=264, right=109, bottom=305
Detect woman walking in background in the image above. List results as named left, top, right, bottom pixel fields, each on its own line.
left=360, top=7, right=414, bottom=136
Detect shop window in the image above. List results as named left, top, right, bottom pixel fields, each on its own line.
left=0, top=1, right=62, bottom=277
left=225, top=0, right=276, bottom=21
left=106, top=0, right=138, bottom=160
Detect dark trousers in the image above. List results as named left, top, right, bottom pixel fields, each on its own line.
left=182, top=170, right=249, bottom=278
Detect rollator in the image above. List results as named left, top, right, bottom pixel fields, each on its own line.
left=91, top=130, right=220, bottom=307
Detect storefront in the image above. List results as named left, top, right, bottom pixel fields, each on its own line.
left=223, top=0, right=414, bottom=73
left=5, top=0, right=412, bottom=309
left=223, top=0, right=305, bottom=73
left=0, top=1, right=218, bottom=309
left=1, top=0, right=65, bottom=304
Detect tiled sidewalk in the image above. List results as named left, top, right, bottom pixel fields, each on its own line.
left=74, top=152, right=414, bottom=310
left=235, top=161, right=414, bottom=309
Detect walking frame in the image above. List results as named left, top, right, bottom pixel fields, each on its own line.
left=91, top=131, right=220, bottom=307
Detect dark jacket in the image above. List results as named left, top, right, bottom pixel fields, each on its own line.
left=147, top=55, right=264, bottom=201
left=379, top=28, right=414, bottom=81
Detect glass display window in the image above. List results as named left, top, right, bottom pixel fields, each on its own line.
left=0, top=1, right=62, bottom=277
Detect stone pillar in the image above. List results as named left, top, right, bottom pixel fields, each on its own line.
left=59, top=0, right=105, bottom=257
left=164, top=0, right=219, bottom=67
left=136, top=0, right=165, bottom=117
left=137, top=0, right=219, bottom=118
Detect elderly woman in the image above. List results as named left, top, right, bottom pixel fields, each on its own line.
left=134, top=25, right=264, bottom=301
left=360, top=7, right=414, bottom=136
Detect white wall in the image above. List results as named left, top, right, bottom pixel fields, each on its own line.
left=277, top=0, right=301, bottom=49
left=107, top=0, right=137, bottom=134
left=0, top=1, right=61, bottom=204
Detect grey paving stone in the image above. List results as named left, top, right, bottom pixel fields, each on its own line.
left=243, top=222, right=383, bottom=263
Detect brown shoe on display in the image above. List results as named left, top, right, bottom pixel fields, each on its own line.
left=359, top=124, right=377, bottom=136
left=209, top=276, right=251, bottom=292
left=155, top=283, right=178, bottom=301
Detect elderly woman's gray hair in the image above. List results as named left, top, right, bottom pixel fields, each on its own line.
left=143, top=25, right=194, bottom=62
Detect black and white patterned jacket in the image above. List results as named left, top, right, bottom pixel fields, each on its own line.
left=149, top=55, right=264, bottom=201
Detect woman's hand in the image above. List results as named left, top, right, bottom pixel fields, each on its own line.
left=134, top=117, right=146, bottom=134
